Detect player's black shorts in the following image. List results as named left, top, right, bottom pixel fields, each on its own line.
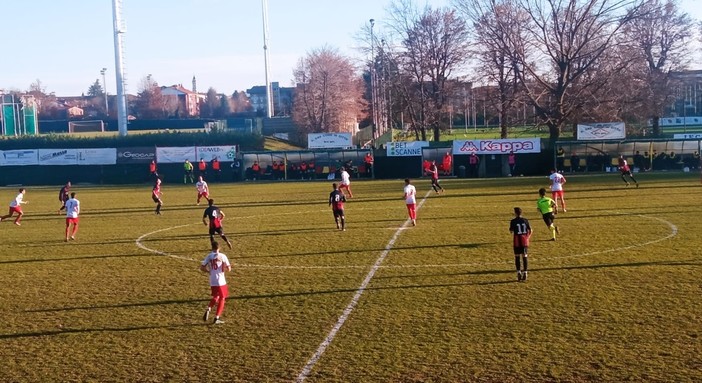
left=542, top=212, right=555, bottom=226
left=621, top=170, right=632, bottom=176
left=513, top=246, right=528, bottom=255
left=332, top=208, right=344, bottom=218
left=152, top=195, right=160, bottom=203
left=209, top=226, right=223, bottom=236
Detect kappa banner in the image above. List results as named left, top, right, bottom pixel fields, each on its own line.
left=308, top=133, right=353, bottom=149
left=156, top=147, right=197, bottom=163
left=117, top=147, right=156, bottom=164
left=386, top=141, right=429, bottom=157
left=38, top=149, right=79, bottom=165
left=452, top=138, right=541, bottom=155
left=577, top=122, right=626, bottom=140
left=0, top=149, right=39, bottom=166
left=196, top=145, right=237, bottom=162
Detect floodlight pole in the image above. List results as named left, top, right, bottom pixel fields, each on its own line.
left=112, top=0, right=128, bottom=136
left=262, top=0, right=273, bottom=118
left=100, top=68, right=109, bottom=116
left=370, top=18, right=377, bottom=143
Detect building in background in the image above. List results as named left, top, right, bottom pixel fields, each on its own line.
left=246, top=82, right=295, bottom=117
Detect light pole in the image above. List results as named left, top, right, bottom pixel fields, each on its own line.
left=100, top=68, right=108, bottom=116
left=369, top=18, right=377, bottom=143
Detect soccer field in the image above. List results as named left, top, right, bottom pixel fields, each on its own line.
left=0, top=174, right=700, bottom=382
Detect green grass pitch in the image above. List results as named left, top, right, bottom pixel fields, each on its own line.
left=0, top=173, right=700, bottom=382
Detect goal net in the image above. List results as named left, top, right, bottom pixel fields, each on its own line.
left=68, top=120, right=105, bottom=133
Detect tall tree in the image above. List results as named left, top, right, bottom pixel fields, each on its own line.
left=87, top=79, right=105, bottom=97
left=134, top=76, right=168, bottom=119
left=620, top=0, right=693, bottom=136
left=231, top=91, right=252, bottom=113
left=200, top=88, right=219, bottom=118
left=509, top=0, right=641, bottom=141
left=291, top=46, right=367, bottom=134
left=387, top=0, right=471, bottom=141
left=454, top=0, right=529, bottom=138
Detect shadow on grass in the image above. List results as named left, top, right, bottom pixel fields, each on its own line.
left=233, top=241, right=501, bottom=259
left=0, top=253, right=149, bottom=265
left=0, top=323, right=203, bottom=340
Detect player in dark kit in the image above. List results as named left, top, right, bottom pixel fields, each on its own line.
left=203, top=199, right=233, bottom=249
left=328, top=183, right=347, bottom=231
left=57, top=181, right=71, bottom=214
left=152, top=179, right=163, bottom=215
left=509, top=207, right=532, bottom=282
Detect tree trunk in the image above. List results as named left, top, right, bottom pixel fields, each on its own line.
left=651, top=115, right=660, bottom=137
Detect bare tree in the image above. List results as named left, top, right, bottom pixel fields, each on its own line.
left=455, top=0, right=530, bottom=138
left=134, top=76, right=168, bottom=119
left=386, top=0, right=471, bottom=141
left=291, top=46, right=367, bottom=135
left=508, top=0, right=641, bottom=141
left=620, top=0, right=693, bottom=136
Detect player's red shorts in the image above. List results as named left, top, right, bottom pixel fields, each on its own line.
left=339, top=184, right=350, bottom=190
left=8, top=206, right=22, bottom=215
left=551, top=190, right=564, bottom=198
left=198, top=192, right=209, bottom=199
left=65, top=217, right=79, bottom=225
left=210, top=285, right=229, bottom=299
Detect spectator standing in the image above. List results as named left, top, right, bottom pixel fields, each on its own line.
left=509, top=207, right=532, bottom=282
left=211, top=157, right=221, bottom=181
left=364, top=152, right=374, bottom=178
left=149, top=160, right=159, bottom=181
left=198, top=158, right=207, bottom=178
left=231, top=159, right=242, bottom=182
left=556, top=147, right=566, bottom=171
left=469, top=152, right=480, bottom=177
left=251, top=161, right=261, bottom=181
left=442, top=152, right=452, bottom=176
left=570, top=153, right=580, bottom=172
left=508, top=151, right=516, bottom=175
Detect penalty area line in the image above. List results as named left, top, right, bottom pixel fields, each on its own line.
left=295, top=190, right=432, bottom=382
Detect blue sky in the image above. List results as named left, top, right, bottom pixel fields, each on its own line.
left=0, top=0, right=699, bottom=97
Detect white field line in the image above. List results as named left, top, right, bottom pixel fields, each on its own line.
left=135, top=215, right=678, bottom=271
left=295, top=190, right=432, bottom=383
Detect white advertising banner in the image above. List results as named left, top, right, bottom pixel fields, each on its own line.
left=0, top=149, right=39, bottom=166
left=673, top=133, right=702, bottom=139
left=38, top=149, right=79, bottom=165
left=76, top=148, right=117, bottom=165
left=196, top=145, right=237, bottom=162
left=386, top=141, right=429, bottom=157
left=577, top=122, right=626, bottom=140
left=452, top=138, right=541, bottom=155
left=156, top=146, right=197, bottom=163
left=308, top=133, right=353, bottom=149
